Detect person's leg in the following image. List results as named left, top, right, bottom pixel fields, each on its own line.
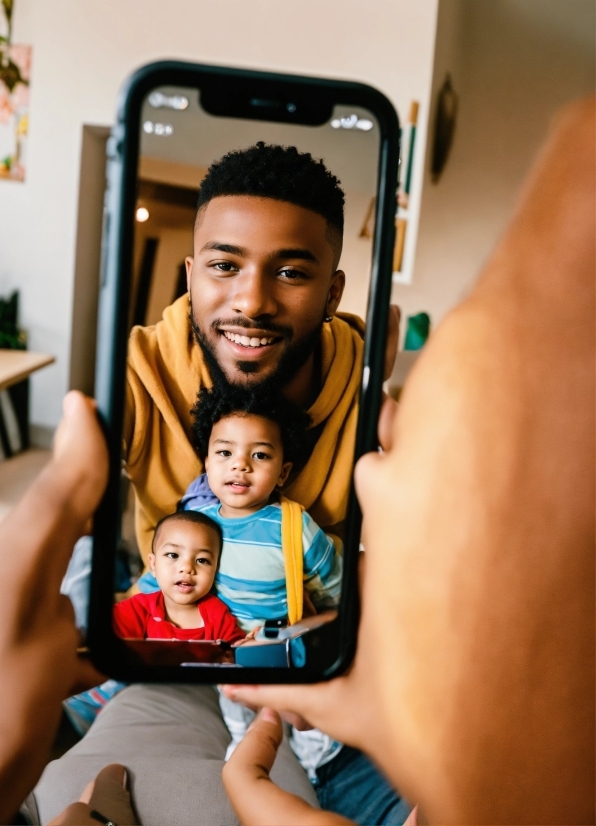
left=32, top=684, right=318, bottom=826
left=314, top=746, right=412, bottom=826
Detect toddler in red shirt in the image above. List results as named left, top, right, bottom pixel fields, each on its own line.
left=114, top=510, right=245, bottom=644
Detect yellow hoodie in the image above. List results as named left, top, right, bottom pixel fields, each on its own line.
left=125, top=295, right=364, bottom=564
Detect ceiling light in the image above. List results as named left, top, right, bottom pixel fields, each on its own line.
left=330, top=115, right=374, bottom=131
left=148, top=91, right=189, bottom=110
left=136, top=207, right=150, bottom=223
left=143, top=120, right=174, bottom=136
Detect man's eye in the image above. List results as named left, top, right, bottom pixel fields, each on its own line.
left=212, top=261, right=238, bottom=273
left=253, top=452, right=271, bottom=460
left=278, top=268, right=304, bottom=280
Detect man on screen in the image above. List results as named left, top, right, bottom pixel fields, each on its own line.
left=125, top=141, right=398, bottom=563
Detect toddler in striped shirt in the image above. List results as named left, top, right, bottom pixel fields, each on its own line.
left=186, top=386, right=343, bottom=632
left=185, top=384, right=343, bottom=765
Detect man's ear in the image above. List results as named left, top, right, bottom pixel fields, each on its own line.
left=277, top=461, right=293, bottom=487
left=185, top=257, right=194, bottom=293
left=326, top=270, right=345, bottom=317
left=148, top=553, right=156, bottom=574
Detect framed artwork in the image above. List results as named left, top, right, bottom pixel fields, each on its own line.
left=0, top=1, right=31, bottom=182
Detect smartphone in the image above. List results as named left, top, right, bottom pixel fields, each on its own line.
left=88, top=60, right=399, bottom=683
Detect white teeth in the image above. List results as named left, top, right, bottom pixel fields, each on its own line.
left=222, top=331, right=274, bottom=347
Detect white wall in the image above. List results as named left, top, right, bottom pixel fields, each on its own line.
left=0, top=0, right=439, bottom=430
left=392, top=0, right=595, bottom=343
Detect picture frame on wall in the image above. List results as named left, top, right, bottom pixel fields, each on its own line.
left=0, top=1, right=31, bottom=182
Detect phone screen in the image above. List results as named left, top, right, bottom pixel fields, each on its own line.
left=91, top=65, right=398, bottom=679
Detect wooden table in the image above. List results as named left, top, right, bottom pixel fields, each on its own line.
left=0, top=350, right=55, bottom=457
left=0, top=349, right=55, bottom=392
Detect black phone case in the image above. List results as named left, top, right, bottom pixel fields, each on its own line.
left=88, top=60, right=400, bottom=684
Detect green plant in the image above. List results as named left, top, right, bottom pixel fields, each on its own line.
left=0, top=0, right=28, bottom=94
left=0, top=290, right=26, bottom=349
left=0, top=0, right=13, bottom=44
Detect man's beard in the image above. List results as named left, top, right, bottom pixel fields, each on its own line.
left=189, top=303, right=322, bottom=395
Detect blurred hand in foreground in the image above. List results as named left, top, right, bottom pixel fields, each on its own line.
left=0, top=391, right=108, bottom=823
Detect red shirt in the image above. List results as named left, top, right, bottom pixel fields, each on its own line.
left=113, top=590, right=245, bottom=643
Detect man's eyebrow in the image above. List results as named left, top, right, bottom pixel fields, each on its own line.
left=200, top=241, right=246, bottom=255
left=271, top=248, right=318, bottom=263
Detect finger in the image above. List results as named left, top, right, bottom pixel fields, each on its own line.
left=51, top=391, right=108, bottom=519
left=47, top=802, right=99, bottom=825
left=384, top=304, right=400, bottom=381
left=354, top=451, right=386, bottom=521
left=83, top=763, right=137, bottom=825
left=279, top=711, right=314, bottom=731
left=230, top=708, right=283, bottom=777
left=223, top=708, right=341, bottom=826
left=377, top=393, right=398, bottom=451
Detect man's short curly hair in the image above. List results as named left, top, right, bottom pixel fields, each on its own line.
left=191, top=383, right=311, bottom=467
left=196, top=142, right=345, bottom=263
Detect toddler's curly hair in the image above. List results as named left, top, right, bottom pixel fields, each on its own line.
left=191, top=384, right=311, bottom=467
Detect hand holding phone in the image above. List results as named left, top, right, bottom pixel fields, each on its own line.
left=89, top=60, right=399, bottom=684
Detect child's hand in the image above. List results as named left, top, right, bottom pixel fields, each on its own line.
left=222, top=708, right=353, bottom=826
left=233, top=626, right=261, bottom=647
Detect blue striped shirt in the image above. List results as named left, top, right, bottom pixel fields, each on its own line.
left=191, top=502, right=342, bottom=631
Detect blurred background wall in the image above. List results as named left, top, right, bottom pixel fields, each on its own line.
left=395, top=0, right=595, bottom=331
left=0, top=0, right=593, bottom=436
left=0, top=0, right=439, bottom=436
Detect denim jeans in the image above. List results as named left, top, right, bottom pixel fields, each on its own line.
left=314, top=745, right=412, bottom=826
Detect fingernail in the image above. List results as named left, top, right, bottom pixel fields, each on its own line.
left=63, top=391, right=78, bottom=418
left=260, top=707, right=278, bottom=724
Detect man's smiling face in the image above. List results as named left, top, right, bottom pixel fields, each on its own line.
left=185, top=195, right=344, bottom=388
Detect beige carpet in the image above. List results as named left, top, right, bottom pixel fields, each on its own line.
left=0, top=448, right=51, bottom=523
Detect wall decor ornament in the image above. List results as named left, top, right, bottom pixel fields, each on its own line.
left=430, top=74, right=458, bottom=184
left=0, top=0, right=31, bottom=182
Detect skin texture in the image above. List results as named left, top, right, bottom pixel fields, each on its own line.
left=222, top=98, right=595, bottom=824
left=147, top=520, right=220, bottom=629
left=204, top=413, right=292, bottom=517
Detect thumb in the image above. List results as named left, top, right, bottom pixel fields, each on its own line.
left=81, top=764, right=137, bottom=825
left=354, top=449, right=385, bottom=505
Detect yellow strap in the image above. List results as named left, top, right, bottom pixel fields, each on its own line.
left=280, top=496, right=304, bottom=625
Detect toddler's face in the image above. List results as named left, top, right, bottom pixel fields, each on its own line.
left=205, top=413, right=292, bottom=516
left=148, top=520, right=220, bottom=605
